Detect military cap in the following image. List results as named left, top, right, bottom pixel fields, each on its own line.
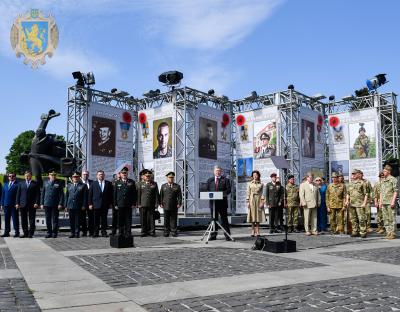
left=337, top=173, right=343, bottom=177
left=270, top=172, right=277, bottom=178
left=260, top=132, right=270, bottom=140
left=331, top=172, right=338, bottom=178
left=384, top=165, right=392, bottom=171
left=351, top=169, right=360, bottom=174
left=120, top=166, right=129, bottom=173
left=287, top=174, right=294, bottom=180
left=72, top=172, right=80, bottom=177
left=166, top=171, right=175, bottom=177
left=48, top=169, right=57, bottom=175
left=145, top=170, right=153, bottom=176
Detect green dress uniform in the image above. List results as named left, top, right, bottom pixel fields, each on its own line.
left=160, top=182, right=182, bottom=236
left=363, top=179, right=373, bottom=230
left=246, top=181, right=265, bottom=223
left=347, top=180, right=368, bottom=236
left=379, top=175, right=398, bottom=237
left=137, top=181, right=159, bottom=236
left=113, top=178, right=137, bottom=236
left=326, top=183, right=346, bottom=234
left=373, top=181, right=384, bottom=231
left=285, top=184, right=300, bottom=230
left=264, top=182, right=284, bottom=232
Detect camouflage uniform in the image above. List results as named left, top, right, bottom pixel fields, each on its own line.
left=379, top=175, right=398, bottom=237
left=363, top=179, right=373, bottom=230
left=373, top=181, right=384, bottom=231
left=326, top=182, right=346, bottom=234
left=347, top=179, right=368, bottom=236
left=285, top=183, right=300, bottom=230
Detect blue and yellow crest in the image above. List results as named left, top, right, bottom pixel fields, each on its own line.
left=10, top=9, right=59, bottom=69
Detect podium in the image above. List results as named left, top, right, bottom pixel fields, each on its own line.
left=200, top=192, right=234, bottom=243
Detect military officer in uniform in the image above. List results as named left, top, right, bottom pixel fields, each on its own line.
left=346, top=169, right=368, bottom=238
left=373, top=171, right=385, bottom=234
left=137, top=169, right=159, bottom=237
left=361, top=172, right=373, bottom=233
left=255, top=133, right=275, bottom=159
left=285, top=174, right=300, bottom=233
left=326, top=172, right=346, bottom=234
left=113, top=167, right=137, bottom=237
left=199, top=123, right=217, bottom=159
left=40, top=169, right=64, bottom=238
left=379, top=165, right=398, bottom=239
left=64, top=172, right=87, bottom=238
left=159, top=172, right=182, bottom=237
left=265, top=173, right=284, bottom=233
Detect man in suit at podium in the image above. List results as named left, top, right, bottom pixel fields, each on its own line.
left=16, top=171, right=40, bottom=238
left=206, top=165, right=232, bottom=240
left=88, top=170, right=114, bottom=237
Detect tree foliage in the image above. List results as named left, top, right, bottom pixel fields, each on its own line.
left=5, top=130, right=34, bottom=175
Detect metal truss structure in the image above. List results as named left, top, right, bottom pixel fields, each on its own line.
left=327, top=92, right=398, bottom=162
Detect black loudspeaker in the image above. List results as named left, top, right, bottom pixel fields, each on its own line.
left=384, top=159, right=399, bottom=177
left=264, top=240, right=297, bottom=253
left=110, top=234, right=134, bottom=248
left=60, top=157, right=76, bottom=177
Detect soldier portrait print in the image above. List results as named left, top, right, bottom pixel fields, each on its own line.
left=301, top=120, right=315, bottom=158
left=253, top=120, right=277, bottom=159
left=349, top=121, right=376, bottom=160
left=92, top=116, right=116, bottom=157
left=153, top=117, right=172, bottom=159
left=198, top=117, right=217, bottom=160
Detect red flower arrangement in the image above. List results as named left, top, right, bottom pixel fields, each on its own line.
left=138, top=112, right=147, bottom=124
left=317, top=114, right=324, bottom=126
left=236, top=114, right=245, bottom=126
left=122, top=111, right=132, bottom=123
left=329, top=116, right=340, bottom=127
left=222, top=113, right=230, bottom=127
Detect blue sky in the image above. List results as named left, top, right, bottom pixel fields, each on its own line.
left=0, top=0, right=399, bottom=172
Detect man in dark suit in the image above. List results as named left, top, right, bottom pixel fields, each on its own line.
left=137, top=169, right=159, bottom=237
left=114, top=167, right=137, bottom=237
left=40, top=169, right=64, bottom=238
left=80, top=170, right=93, bottom=236
left=160, top=172, right=182, bottom=237
left=0, top=181, right=2, bottom=230
left=88, top=170, right=113, bottom=237
left=65, top=172, right=87, bottom=238
left=1, top=172, right=19, bottom=237
left=265, top=173, right=284, bottom=233
left=16, top=171, right=40, bottom=238
left=206, top=165, right=232, bottom=240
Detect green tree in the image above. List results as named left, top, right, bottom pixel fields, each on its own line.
left=5, top=130, right=35, bottom=175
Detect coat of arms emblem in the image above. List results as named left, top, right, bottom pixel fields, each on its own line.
left=10, top=9, right=59, bottom=69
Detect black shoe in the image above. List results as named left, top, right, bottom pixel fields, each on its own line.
left=69, top=235, right=75, bottom=238
left=101, top=233, right=109, bottom=237
left=53, top=234, right=58, bottom=238
left=293, top=229, right=300, bottom=233
left=140, top=233, right=147, bottom=237
left=172, top=233, right=178, bottom=237
left=150, top=233, right=156, bottom=237
left=1, top=233, right=10, bottom=238
left=164, top=233, right=170, bottom=237
left=19, top=234, right=27, bottom=238
left=45, top=234, right=52, bottom=238
left=225, top=237, right=232, bottom=241
left=13, top=234, right=20, bottom=238
left=269, top=229, right=274, bottom=234
left=209, top=236, right=217, bottom=241
left=93, top=233, right=99, bottom=238
left=28, top=234, right=33, bottom=238
left=82, top=232, right=87, bottom=237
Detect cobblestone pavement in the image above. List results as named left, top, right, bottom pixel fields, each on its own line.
left=69, top=247, right=325, bottom=288
left=43, top=235, right=193, bottom=251
left=0, top=278, right=41, bottom=312
left=0, top=248, right=17, bottom=270
left=143, top=274, right=400, bottom=312
left=234, top=233, right=382, bottom=250
left=325, top=246, right=400, bottom=266
left=0, top=237, right=5, bottom=244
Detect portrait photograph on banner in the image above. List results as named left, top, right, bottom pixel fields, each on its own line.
left=237, top=157, right=253, bottom=183
left=91, top=116, right=116, bottom=157
left=253, top=120, right=277, bottom=159
left=153, top=117, right=172, bottom=159
left=198, top=117, right=217, bottom=160
left=331, top=160, right=349, bottom=178
left=301, top=119, right=315, bottom=158
left=349, top=121, right=376, bottom=160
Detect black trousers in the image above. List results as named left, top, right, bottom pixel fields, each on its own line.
left=80, top=208, right=94, bottom=235
left=117, top=207, right=132, bottom=236
left=164, top=210, right=178, bottom=234
left=269, top=206, right=279, bottom=229
left=140, top=207, right=155, bottom=235
left=44, top=206, right=59, bottom=235
left=69, top=209, right=80, bottom=236
left=4, top=206, right=19, bottom=235
left=93, top=207, right=108, bottom=235
left=210, top=204, right=230, bottom=237
left=112, top=207, right=118, bottom=234
left=20, top=206, right=36, bottom=236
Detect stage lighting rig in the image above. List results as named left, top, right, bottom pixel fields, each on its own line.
left=245, top=91, right=258, bottom=101
left=342, top=95, right=355, bottom=101
left=311, top=93, right=326, bottom=101
left=208, top=89, right=215, bottom=96
left=328, top=95, right=335, bottom=101
left=354, top=88, right=369, bottom=97
left=366, top=74, right=387, bottom=92
left=287, top=84, right=295, bottom=90
left=72, top=71, right=95, bottom=87
left=111, top=88, right=129, bottom=97
left=219, top=95, right=229, bottom=103
left=143, top=89, right=160, bottom=98
left=158, top=70, right=183, bottom=85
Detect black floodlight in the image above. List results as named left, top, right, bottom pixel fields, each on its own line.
left=288, top=84, right=294, bottom=90
left=85, top=72, right=95, bottom=85
left=143, top=89, right=160, bottom=98
left=366, top=73, right=387, bottom=92
left=328, top=95, right=335, bottom=101
left=245, top=91, right=258, bottom=101
left=158, top=71, right=183, bottom=85
left=72, top=71, right=85, bottom=87
left=354, top=87, right=369, bottom=97
left=208, top=89, right=215, bottom=95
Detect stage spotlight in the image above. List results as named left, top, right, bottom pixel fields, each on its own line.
left=328, top=95, right=335, bottom=101
left=354, top=87, right=369, bottom=97
left=111, top=88, right=129, bottom=97
left=366, top=73, right=387, bottom=91
left=72, top=71, right=85, bottom=87
left=85, top=72, right=95, bottom=86
left=311, top=93, right=326, bottom=101
left=208, top=89, right=215, bottom=96
left=143, top=89, right=160, bottom=98
left=158, top=70, right=183, bottom=85
left=219, top=95, right=229, bottom=103
left=342, top=95, right=355, bottom=101
left=245, top=91, right=258, bottom=101
left=287, top=84, right=295, bottom=90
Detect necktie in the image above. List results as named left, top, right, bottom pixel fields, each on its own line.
left=101, top=181, right=104, bottom=192
left=27, top=181, right=30, bottom=188
left=215, top=178, right=219, bottom=191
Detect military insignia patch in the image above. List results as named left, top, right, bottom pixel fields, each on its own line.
left=10, top=9, right=59, bottom=69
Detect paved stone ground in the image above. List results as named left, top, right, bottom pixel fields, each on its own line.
left=325, top=246, right=400, bottom=266
left=144, top=274, right=400, bottom=312
left=69, top=247, right=325, bottom=288
left=0, top=248, right=17, bottom=270
left=0, top=278, right=41, bottom=312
